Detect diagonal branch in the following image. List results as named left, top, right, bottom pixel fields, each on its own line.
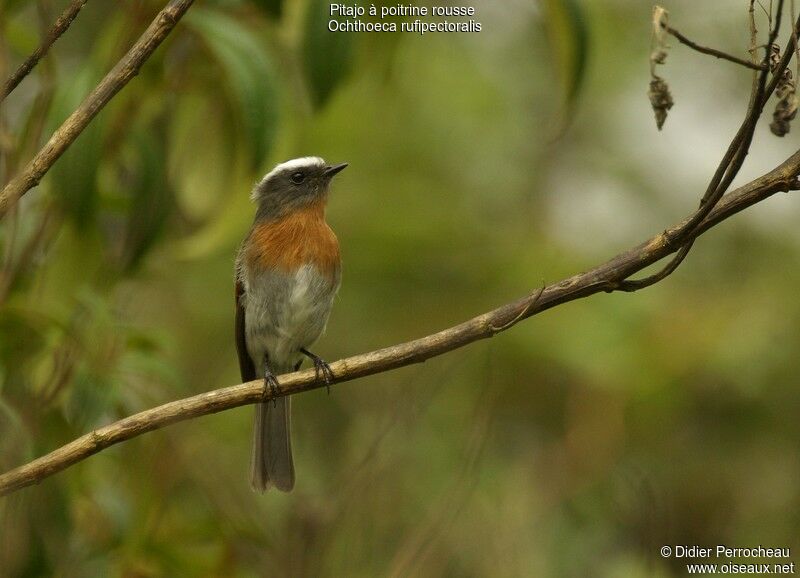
left=1, top=149, right=799, bottom=497
left=0, top=0, right=195, bottom=219
left=1, top=0, right=90, bottom=102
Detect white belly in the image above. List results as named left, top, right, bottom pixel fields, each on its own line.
left=243, top=263, right=339, bottom=372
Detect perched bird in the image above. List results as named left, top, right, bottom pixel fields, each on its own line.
left=235, top=157, right=346, bottom=492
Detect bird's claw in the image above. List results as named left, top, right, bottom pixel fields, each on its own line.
left=263, top=373, right=280, bottom=407
left=301, top=348, right=334, bottom=394
left=312, top=358, right=334, bottom=394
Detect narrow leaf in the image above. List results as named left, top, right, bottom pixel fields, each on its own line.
left=304, top=0, right=354, bottom=109
left=543, top=0, right=589, bottom=127
left=185, top=8, right=279, bottom=168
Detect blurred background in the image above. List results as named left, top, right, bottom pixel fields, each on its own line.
left=1, top=0, right=799, bottom=576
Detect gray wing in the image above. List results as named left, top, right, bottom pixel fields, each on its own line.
left=235, top=278, right=256, bottom=382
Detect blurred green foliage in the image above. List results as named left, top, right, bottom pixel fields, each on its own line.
left=1, top=0, right=799, bottom=577
left=304, top=0, right=354, bottom=109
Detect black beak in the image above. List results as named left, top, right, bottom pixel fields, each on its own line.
left=323, top=163, right=348, bottom=178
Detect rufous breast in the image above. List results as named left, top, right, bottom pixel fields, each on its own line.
left=245, top=199, right=340, bottom=281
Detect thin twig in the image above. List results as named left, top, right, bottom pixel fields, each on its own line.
left=753, top=0, right=760, bottom=53
left=758, top=0, right=773, bottom=22
left=1, top=0, right=89, bottom=101
left=0, top=0, right=195, bottom=219
left=695, top=4, right=783, bottom=211
left=618, top=3, right=792, bottom=291
left=613, top=241, right=694, bottom=292
left=665, top=24, right=767, bottom=70
left=1, top=150, right=800, bottom=497
left=489, top=283, right=545, bottom=332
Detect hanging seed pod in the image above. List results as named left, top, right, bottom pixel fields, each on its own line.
left=649, top=7, right=674, bottom=130
left=649, top=76, right=674, bottom=130
left=770, top=68, right=798, bottom=136
left=769, top=43, right=782, bottom=72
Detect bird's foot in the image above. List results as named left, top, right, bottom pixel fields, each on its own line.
left=263, top=355, right=280, bottom=407
left=300, top=348, right=334, bottom=394
left=263, top=374, right=280, bottom=407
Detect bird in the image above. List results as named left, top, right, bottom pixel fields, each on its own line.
left=235, top=156, right=346, bottom=492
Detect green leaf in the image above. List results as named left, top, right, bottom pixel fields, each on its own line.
left=167, top=91, right=232, bottom=222
left=3, top=15, right=39, bottom=56
left=543, top=0, right=589, bottom=126
left=206, top=0, right=246, bottom=6
left=0, top=307, right=47, bottom=377
left=120, top=125, right=173, bottom=272
left=120, top=350, right=182, bottom=392
left=185, top=8, right=279, bottom=168
left=252, top=0, right=283, bottom=18
left=63, top=368, right=115, bottom=429
left=47, top=69, right=106, bottom=229
left=0, top=396, right=32, bottom=467
left=304, top=0, right=354, bottom=109
left=0, top=0, right=33, bottom=18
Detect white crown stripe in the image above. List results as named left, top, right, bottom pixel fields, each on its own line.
left=260, top=157, right=326, bottom=183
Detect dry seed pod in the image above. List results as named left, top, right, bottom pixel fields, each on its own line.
left=649, top=76, right=674, bottom=130
left=651, top=49, right=668, bottom=65
left=771, top=90, right=798, bottom=136
left=769, top=43, right=782, bottom=72
left=770, top=65, right=798, bottom=136
left=649, top=7, right=673, bottom=129
left=652, top=6, right=669, bottom=47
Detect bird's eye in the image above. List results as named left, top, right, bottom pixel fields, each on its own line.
left=290, top=171, right=305, bottom=184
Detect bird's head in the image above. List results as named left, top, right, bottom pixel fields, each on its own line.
left=251, top=157, right=347, bottom=219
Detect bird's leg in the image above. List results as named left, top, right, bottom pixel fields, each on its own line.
left=263, top=353, right=280, bottom=407
left=300, top=348, right=334, bottom=394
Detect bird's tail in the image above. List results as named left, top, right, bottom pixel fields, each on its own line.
left=250, top=368, right=294, bottom=492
